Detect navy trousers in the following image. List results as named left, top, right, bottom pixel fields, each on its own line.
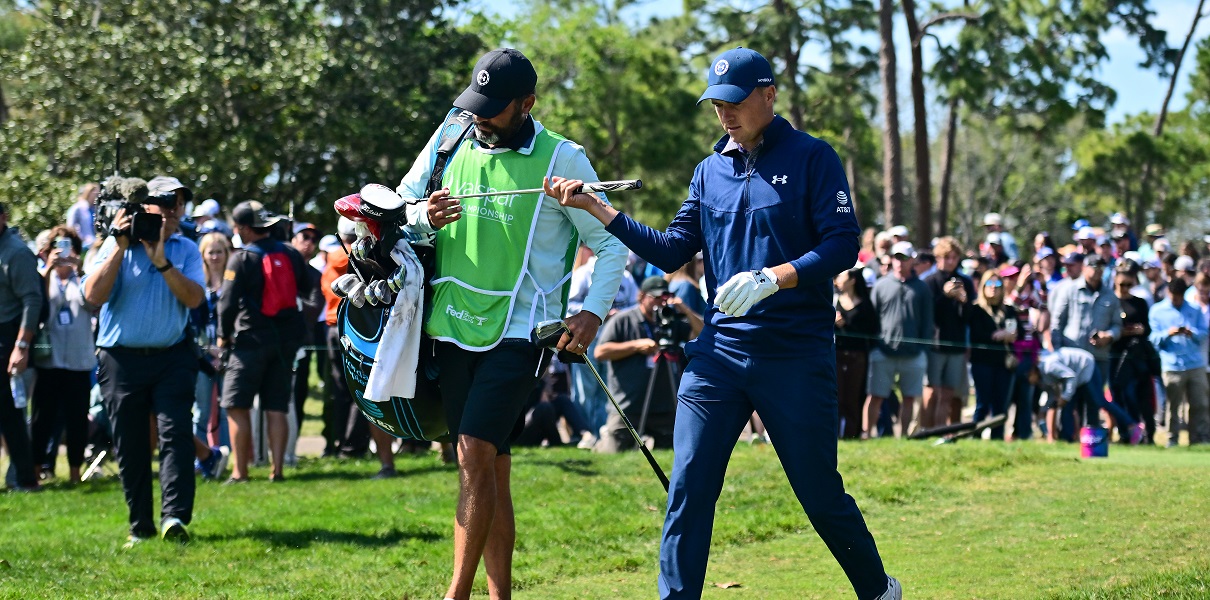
left=658, top=342, right=888, bottom=600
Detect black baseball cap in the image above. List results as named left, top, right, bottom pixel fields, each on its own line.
left=232, top=201, right=283, bottom=229
left=698, top=47, right=776, bottom=105
left=640, top=276, right=671, bottom=296
left=453, top=48, right=537, bottom=119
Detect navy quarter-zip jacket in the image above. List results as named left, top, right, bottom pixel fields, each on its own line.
left=606, top=115, right=860, bottom=357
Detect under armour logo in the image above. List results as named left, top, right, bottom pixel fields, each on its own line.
left=476, top=70, right=490, bottom=86
left=771, top=175, right=788, bottom=184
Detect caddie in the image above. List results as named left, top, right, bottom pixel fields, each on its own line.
left=396, top=48, right=627, bottom=600
left=547, top=47, right=901, bottom=599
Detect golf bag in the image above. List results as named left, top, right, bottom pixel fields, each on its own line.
left=333, top=107, right=473, bottom=442
left=337, top=295, right=448, bottom=442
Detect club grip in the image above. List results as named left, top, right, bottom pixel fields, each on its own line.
left=579, top=179, right=642, bottom=194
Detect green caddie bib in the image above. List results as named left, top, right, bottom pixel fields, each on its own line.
left=426, top=129, right=568, bottom=350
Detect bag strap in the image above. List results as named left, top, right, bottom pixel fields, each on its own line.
left=424, top=109, right=475, bottom=198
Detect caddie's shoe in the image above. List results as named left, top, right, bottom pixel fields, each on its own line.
left=876, top=576, right=902, bottom=600
left=160, top=517, right=189, bottom=543
left=372, top=466, right=397, bottom=480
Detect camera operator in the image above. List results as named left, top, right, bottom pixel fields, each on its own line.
left=83, top=176, right=205, bottom=546
left=593, top=276, right=702, bottom=453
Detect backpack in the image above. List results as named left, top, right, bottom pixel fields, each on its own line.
left=244, top=241, right=298, bottom=317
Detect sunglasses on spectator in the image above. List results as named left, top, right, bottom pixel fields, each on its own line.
left=299, top=234, right=319, bottom=243
left=984, top=280, right=1003, bottom=288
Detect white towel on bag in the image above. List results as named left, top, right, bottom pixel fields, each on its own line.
left=364, top=239, right=425, bottom=400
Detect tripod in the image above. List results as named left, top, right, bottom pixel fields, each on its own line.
left=636, top=345, right=684, bottom=440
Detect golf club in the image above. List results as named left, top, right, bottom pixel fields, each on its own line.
left=446, top=179, right=642, bottom=201
left=531, top=319, right=670, bottom=492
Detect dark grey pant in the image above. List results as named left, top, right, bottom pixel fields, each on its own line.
left=97, top=343, right=199, bottom=537
left=0, top=320, right=35, bottom=488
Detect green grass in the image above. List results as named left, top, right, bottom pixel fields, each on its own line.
left=2, top=441, right=1208, bottom=599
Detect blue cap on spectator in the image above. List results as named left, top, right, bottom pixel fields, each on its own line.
left=1143, top=257, right=1162, bottom=269
left=698, top=47, right=776, bottom=105
left=1072, top=218, right=1089, bottom=231
left=1035, top=247, right=1055, bottom=259
left=1063, top=252, right=1085, bottom=264
left=1096, top=235, right=1111, bottom=246
left=293, top=222, right=319, bottom=236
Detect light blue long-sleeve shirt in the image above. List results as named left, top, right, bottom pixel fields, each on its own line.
left=1148, top=298, right=1207, bottom=372
left=397, top=113, right=627, bottom=338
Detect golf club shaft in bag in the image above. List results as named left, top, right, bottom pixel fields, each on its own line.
left=445, top=179, right=642, bottom=200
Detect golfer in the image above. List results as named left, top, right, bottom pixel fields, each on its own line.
left=546, top=47, right=901, bottom=599
left=397, top=48, right=627, bottom=600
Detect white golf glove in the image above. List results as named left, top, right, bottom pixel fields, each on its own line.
left=715, top=267, right=779, bottom=317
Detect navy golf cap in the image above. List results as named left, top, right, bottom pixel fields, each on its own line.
left=698, top=47, right=776, bottom=105
left=454, top=48, right=537, bottom=119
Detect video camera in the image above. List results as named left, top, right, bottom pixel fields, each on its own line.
left=92, top=135, right=173, bottom=244
left=654, top=303, right=690, bottom=349
left=94, top=175, right=174, bottom=243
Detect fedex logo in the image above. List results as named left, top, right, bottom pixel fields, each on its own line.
left=446, top=304, right=488, bottom=326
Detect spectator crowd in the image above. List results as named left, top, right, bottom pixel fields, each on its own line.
left=838, top=212, right=1210, bottom=446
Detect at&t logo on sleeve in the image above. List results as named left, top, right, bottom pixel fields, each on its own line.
left=836, top=191, right=852, bottom=213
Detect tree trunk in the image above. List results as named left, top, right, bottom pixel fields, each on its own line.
left=843, top=121, right=857, bottom=212
left=0, top=81, right=8, bottom=126
left=1155, top=0, right=1206, bottom=137
left=878, top=0, right=903, bottom=228
left=772, top=0, right=804, bottom=129
left=902, top=0, right=931, bottom=247
left=1142, top=0, right=1204, bottom=220
left=937, top=97, right=959, bottom=237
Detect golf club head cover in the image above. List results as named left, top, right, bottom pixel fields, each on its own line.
left=334, top=193, right=384, bottom=240
left=357, top=183, right=408, bottom=225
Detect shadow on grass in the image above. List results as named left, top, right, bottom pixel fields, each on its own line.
left=523, top=457, right=600, bottom=477
left=198, top=526, right=443, bottom=547
left=285, top=463, right=456, bottom=483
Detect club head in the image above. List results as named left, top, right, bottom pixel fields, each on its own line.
left=331, top=273, right=361, bottom=299
left=387, top=265, right=407, bottom=293
left=367, top=280, right=393, bottom=306
left=531, top=320, right=567, bottom=349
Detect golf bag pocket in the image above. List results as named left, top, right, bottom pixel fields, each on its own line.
left=338, top=299, right=448, bottom=442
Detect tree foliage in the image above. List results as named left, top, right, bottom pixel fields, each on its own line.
left=505, top=0, right=711, bottom=225
left=0, top=0, right=481, bottom=233
left=699, top=0, right=883, bottom=224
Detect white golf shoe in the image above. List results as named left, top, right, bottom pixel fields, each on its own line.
left=877, top=575, right=902, bottom=599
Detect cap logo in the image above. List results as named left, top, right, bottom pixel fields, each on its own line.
left=714, top=59, right=729, bottom=76
left=476, top=69, right=490, bottom=86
